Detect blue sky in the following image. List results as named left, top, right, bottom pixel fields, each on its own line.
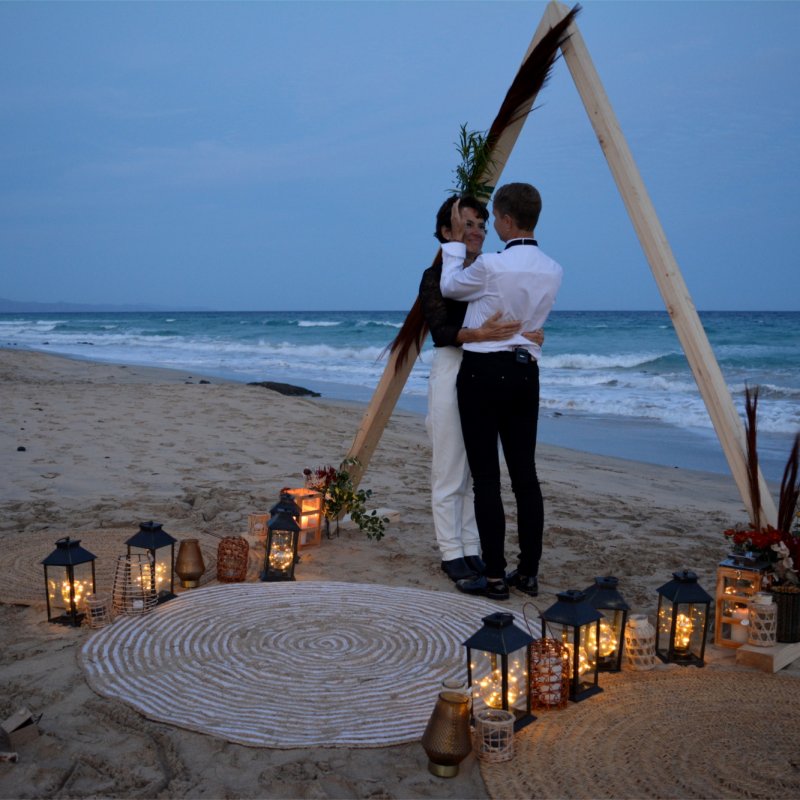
left=1, top=0, right=798, bottom=311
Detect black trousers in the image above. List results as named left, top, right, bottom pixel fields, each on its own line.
left=456, top=350, right=543, bottom=579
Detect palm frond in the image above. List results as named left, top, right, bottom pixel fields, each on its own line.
left=486, top=5, right=580, bottom=147
left=451, top=124, right=495, bottom=201
left=450, top=4, right=580, bottom=199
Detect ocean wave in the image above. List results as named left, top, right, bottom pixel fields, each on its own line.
left=542, top=352, right=675, bottom=370
left=358, top=319, right=403, bottom=329
left=297, top=320, right=341, bottom=327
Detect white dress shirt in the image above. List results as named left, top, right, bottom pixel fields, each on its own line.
left=440, top=240, right=563, bottom=356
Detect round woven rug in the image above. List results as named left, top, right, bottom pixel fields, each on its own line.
left=0, top=528, right=219, bottom=606
left=80, top=581, right=505, bottom=748
left=481, top=668, right=800, bottom=800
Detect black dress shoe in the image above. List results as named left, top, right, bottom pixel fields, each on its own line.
left=509, top=572, right=539, bottom=597
left=455, top=575, right=509, bottom=601
left=441, top=558, right=477, bottom=582
left=464, top=555, right=486, bottom=576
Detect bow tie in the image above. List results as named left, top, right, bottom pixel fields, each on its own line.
left=504, top=238, right=538, bottom=249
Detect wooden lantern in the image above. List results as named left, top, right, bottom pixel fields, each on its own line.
left=283, top=488, right=323, bottom=549
left=714, top=554, right=769, bottom=648
left=41, top=537, right=97, bottom=627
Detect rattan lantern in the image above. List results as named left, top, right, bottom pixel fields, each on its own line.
left=283, top=488, right=324, bottom=549
left=41, top=537, right=97, bottom=626
left=529, top=637, right=570, bottom=710
left=582, top=576, right=629, bottom=672
left=84, top=592, right=114, bottom=628
left=216, top=536, right=249, bottom=583
left=656, top=570, right=712, bottom=667
left=748, top=592, right=777, bottom=647
left=714, top=554, right=769, bottom=648
left=540, top=590, right=603, bottom=702
left=463, top=612, right=534, bottom=731
left=112, top=553, right=158, bottom=616
left=260, top=493, right=301, bottom=582
left=125, top=521, right=177, bottom=602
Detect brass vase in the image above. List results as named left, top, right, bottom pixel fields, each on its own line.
left=420, top=691, right=472, bottom=778
left=175, top=539, right=205, bottom=588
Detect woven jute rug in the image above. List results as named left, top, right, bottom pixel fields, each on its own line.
left=481, top=668, right=800, bottom=800
left=0, top=528, right=220, bottom=606
left=80, top=581, right=503, bottom=748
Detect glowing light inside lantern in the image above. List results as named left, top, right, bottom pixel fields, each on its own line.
left=49, top=578, right=89, bottom=609
left=674, top=612, right=693, bottom=651
left=470, top=655, right=527, bottom=710
left=268, top=534, right=295, bottom=572
left=587, top=619, right=618, bottom=658
left=134, top=561, right=167, bottom=591
left=563, top=642, right=592, bottom=676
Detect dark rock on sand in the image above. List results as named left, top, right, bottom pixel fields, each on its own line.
left=247, top=381, right=320, bottom=397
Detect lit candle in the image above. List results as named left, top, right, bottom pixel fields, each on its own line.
left=731, top=607, right=749, bottom=643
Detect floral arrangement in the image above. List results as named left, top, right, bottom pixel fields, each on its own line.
left=723, top=526, right=799, bottom=586
left=722, top=386, right=800, bottom=586
left=303, top=457, right=389, bottom=541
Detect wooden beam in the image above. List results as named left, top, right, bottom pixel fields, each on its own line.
left=344, top=5, right=571, bottom=488
left=548, top=0, right=776, bottom=526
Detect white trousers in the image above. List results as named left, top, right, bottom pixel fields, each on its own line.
left=426, top=346, right=480, bottom=561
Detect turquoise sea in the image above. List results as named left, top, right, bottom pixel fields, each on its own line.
left=2, top=310, right=798, bottom=482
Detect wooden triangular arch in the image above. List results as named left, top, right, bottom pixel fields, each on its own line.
left=345, top=0, right=776, bottom=528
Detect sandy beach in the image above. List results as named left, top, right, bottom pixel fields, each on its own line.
left=1, top=347, right=797, bottom=800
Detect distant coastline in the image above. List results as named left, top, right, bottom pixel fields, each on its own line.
left=0, top=297, right=216, bottom=314
left=0, top=297, right=164, bottom=313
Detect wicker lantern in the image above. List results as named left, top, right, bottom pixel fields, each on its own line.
left=656, top=570, right=712, bottom=667
left=216, top=536, right=249, bottom=583
left=112, top=553, right=158, bottom=616
left=714, top=553, right=769, bottom=648
left=540, top=590, right=603, bottom=702
left=624, top=614, right=657, bottom=671
left=463, top=612, right=534, bottom=731
left=748, top=592, right=777, bottom=647
left=41, top=537, right=97, bottom=626
left=581, top=576, right=629, bottom=672
left=260, top=493, right=301, bottom=582
left=528, top=637, right=570, bottom=710
left=125, top=521, right=177, bottom=602
left=472, top=708, right=515, bottom=764
left=282, top=488, right=324, bottom=549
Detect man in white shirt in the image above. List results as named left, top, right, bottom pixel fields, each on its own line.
left=440, top=183, right=563, bottom=600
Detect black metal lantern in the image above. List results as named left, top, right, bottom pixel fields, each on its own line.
left=540, top=590, right=603, bottom=702
left=656, top=570, right=712, bottom=667
left=582, top=576, right=630, bottom=672
left=125, top=520, right=177, bottom=603
left=41, top=537, right=97, bottom=626
left=260, top=493, right=301, bottom=581
left=463, top=612, right=535, bottom=731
